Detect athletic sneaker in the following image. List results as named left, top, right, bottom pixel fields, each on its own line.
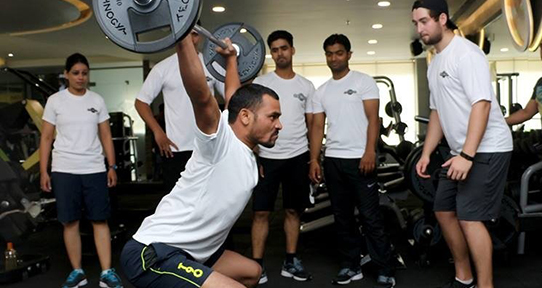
left=259, top=268, right=268, bottom=284
left=437, top=279, right=476, bottom=288
left=375, top=274, right=396, bottom=287
left=331, top=267, right=363, bottom=285
left=62, top=269, right=88, bottom=288
left=99, top=268, right=123, bottom=288
left=281, top=257, right=312, bottom=281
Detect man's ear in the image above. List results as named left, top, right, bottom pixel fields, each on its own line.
left=239, top=108, right=252, bottom=125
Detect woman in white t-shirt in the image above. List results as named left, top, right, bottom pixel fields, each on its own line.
left=39, top=53, right=123, bottom=288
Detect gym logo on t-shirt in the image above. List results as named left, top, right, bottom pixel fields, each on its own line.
left=87, top=108, right=98, bottom=113
left=344, top=89, right=357, bottom=95
left=293, top=93, right=307, bottom=101
left=440, top=71, right=449, bottom=78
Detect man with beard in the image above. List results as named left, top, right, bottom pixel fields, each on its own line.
left=250, top=30, right=315, bottom=284
left=309, top=34, right=396, bottom=287
left=412, top=1, right=513, bottom=287
left=121, top=35, right=283, bottom=288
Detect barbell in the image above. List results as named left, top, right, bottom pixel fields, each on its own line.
left=92, top=0, right=265, bottom=82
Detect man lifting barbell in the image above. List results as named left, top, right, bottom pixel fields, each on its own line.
left=119, top=26, right=282, bottom=288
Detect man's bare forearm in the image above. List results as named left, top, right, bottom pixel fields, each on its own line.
left=309, top=113, right=325, bottom=162
left=135, top=99, right=165, bottom=135
left=421, top=110, right=444, bottom=158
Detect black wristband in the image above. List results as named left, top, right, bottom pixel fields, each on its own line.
left=459, top=151, right=474, bottom=161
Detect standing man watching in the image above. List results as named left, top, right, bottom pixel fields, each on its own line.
left=506, top=48, right=542, bottom=126
left=309, top=34, right=396, bottom=287
left=121, top=35, right=282, bottom=288
left=250, top=30, right=315, bottom=284
left=412, top=1, right=513, bottom=287
left=135, top=23, right=224, bottom=191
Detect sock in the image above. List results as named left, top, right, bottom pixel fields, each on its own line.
left=101, top=269, right=113, bottom=276
left=254, top=258, right=264, bottom=268
left=455, top=277, right=474, bottom=285
left=74, top=268, right=84, bottom=274
left=285, top=253, right=296, bottom=264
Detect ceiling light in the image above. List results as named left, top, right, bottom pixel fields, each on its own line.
left=265, top=54, right=272, bottom=59
left=367, top=51, right=376, bottom=55
left=240, top=28, right=247, bottom=33
left=212, top=6, right=225, bottom=12
left=378, top=1, right=391, bottom=7
left=8, top=53, right=14, bottom=57
left=372, top=23, right=383, bottom=29
left=500, top=48, right=509, bottom=52
left=368, top=39, right=378, bottom=44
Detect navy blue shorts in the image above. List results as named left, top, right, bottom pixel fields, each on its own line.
left=121, top=239, right=224, bottom=288
left=51, top=171, right=110, bottom=223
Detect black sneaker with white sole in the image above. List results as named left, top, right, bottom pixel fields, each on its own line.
left=437, top=279, right=476, bottom=288
left=332, top=267, right=363, bottom=285
left=280, top=257, right=312, bottom=281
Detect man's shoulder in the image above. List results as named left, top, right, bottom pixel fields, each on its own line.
left=350, top=70, right=373, bottom=81
left=153, top=54, right=178, bottom=71
left=295, top=74, right=315, bottom=89
left=254, top=72, right=275, bottom=85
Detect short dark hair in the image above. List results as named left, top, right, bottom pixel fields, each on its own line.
left=267, top=30, right=293, bottom=48
left=412, top=0, right=457, bottom=30
left=228, top=84, right=279, bottom=124
left=323, top=34, right=351, bottom=52
left=65, top=53, right=89, bottom=72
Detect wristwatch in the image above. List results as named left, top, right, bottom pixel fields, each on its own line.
left=108, top=164, right=118, bottom=170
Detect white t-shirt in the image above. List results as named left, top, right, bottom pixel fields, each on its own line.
left=42, top=89, right=110, bottom=174
left=253, top=72, right=315, bottom=159
left=133, top=110, right=259, bottom=263
left=137, top=53, right=225, bottom=152
left=312, top=71, right=379, bottom=158
left=428, top=36, right=513, bottom=154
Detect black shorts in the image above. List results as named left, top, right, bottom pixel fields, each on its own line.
left=162, top=151, right=193, bottom=192
left=252, top=152, right=311, bottom=212
left=51, top=172, right=110, bottom=223
left=121, top=239, right=224, bottom=288
left=433, top=152, right=512, bottom=221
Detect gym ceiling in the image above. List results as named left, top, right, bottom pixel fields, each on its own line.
left=0, top=0, right=538, bottom=69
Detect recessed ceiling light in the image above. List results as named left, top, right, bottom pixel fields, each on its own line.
left=378, top=1, right=391, bottom=7
left=105, top=36, right=109, bottom=39
left=368, top=39, right=378, bottom=44
left=240, top=28, right=247, bottom=33
left=8, top=53, right=14, bottom=57
left=265, top=54, right=272, bottom=59
left=367, top=51, right=376, bottom=55
left=372, top=23, right=383, bottom=29
left=212, top=6, right=225, bottom=12
left=500, top=48, right=509, bottom=52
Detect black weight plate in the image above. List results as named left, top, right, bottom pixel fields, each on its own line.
left=412, top=216, right=442, bottom=246
left=93, top=0, right=201, bottom=53
left=487, top=194, right=519, bottom=250
left=203, top=23, right=265, bottom=83
left=404, top=144, right=450, bottom=203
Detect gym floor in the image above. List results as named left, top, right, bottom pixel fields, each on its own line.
left=3, top=184, right=542, bottom=288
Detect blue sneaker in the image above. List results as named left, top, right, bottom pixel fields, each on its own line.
left=62, top=269, right=87, bottom=288
left=99, top=269, right=123, bottom=288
